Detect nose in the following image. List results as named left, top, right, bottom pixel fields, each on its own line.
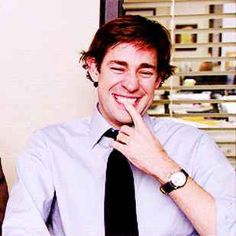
left=121, top=72, right=139, bottom=92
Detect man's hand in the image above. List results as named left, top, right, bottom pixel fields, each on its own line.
left=111, top=103, right=179, bottom=183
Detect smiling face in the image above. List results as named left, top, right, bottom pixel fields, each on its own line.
left=89, top=43, right=161, bottom=128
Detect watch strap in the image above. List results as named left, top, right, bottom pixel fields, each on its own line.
left=160, top=169, right=188, bottom=195
left=160, top=181, right=175, bottom=194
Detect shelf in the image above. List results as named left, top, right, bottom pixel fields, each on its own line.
left=200, top=127, right=236, bottom=130
left=123, top=0, right=235, bottom=8
left=174, top=42, right=236, bottom=49
left=227, top=156, right=236, bottom=162
left=150, top=13, right=236, bottom=20
left=216, top=141, right=236, bottom=144
left=152, top=99, right=236, bottom=105
left=147, top=111, right=236, bottom=118
left=174, top=71, right=236, bottom=76
left=158, top=85, right=236, bottom=91
left=173, top=57, right=236, bottom=62
left=174, top=28, right=235, bottom=34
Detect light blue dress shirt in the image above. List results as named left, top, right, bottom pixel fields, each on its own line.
left=3, top=107, right=236, bottom=236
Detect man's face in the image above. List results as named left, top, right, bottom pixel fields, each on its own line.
left=94, top=43, right=161, bottom=128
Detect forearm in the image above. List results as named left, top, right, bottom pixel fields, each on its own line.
left=169, top=177, right=216, bottom=236
left=151, top=156, right=216, bottom=235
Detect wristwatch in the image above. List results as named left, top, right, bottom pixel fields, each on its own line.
left=160, top=169, right=189, bottom=194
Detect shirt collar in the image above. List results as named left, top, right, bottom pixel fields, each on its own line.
left=89, top=105, right=112, bottom=148
left=88, top=104, right=154, bottom=148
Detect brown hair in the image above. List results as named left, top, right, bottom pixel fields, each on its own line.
left=80, top=15, right=175, bottom=81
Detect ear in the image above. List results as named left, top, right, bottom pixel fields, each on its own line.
left=154, top=76, right=163, bottom=89
left=86, top=57, right=99, bottom=81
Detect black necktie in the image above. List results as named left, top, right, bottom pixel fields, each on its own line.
left=104, top=128, right=139, bottom=236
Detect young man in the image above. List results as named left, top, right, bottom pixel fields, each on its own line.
left=3, top=15, right=236, bottom=235
left=0, top=159, right=8, bottom=236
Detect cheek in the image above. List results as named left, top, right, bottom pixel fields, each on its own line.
left=98, top=72, right=120, bottom=90
left=141, top=79, right=156, bottom=95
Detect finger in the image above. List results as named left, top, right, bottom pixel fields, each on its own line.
left=111, top=140, right=128, bottom=155
left=117, top=132, right=129, bottom=145
left=124, top=102, right=144, bottom=127
left=120, top=125, right=133, bottom=136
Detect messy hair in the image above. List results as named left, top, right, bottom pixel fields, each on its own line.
left=80, top=15, right=175, bottom=82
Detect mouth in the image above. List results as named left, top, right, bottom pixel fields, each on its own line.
left=113, top=94, right=140, bottom=107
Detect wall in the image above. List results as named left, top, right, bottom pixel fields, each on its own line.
left=0, top=0, right=100, bottom=189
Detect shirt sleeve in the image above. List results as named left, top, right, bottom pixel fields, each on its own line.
left=192, top=133, right=236, bottom=235
left=2, top=130, right=54, bottom=236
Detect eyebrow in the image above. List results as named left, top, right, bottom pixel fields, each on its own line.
left=108, top=60, right=156, bottom=70
left=138, top=63, right=156, bottom=70
left=108, top=60, right=127, bottom=67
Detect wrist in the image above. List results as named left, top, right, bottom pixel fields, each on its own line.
left=160, top=169, right=189, bottom=195
left=151, top=154, right=181, bottom=184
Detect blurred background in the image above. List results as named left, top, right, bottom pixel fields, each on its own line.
left=122, top=0, right=236, bottom=168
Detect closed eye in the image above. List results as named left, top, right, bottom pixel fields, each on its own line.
left=110, top=67, right=126, bottom=73
left=139, top=70, right=154, bottom=78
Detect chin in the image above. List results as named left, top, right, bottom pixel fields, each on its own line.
left=113, top=115, right=133, bottom=127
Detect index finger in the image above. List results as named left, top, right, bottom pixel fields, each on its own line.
left=124, top=102, right=144, bottom=127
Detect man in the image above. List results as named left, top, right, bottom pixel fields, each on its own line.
left=0, top=158, right=8, bottom=236
left=3, top=15, right=236, bottom=235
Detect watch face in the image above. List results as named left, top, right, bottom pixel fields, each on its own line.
left=170, top=172, right=187, bottom=187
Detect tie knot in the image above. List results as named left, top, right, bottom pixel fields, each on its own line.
left=103, top=128, right=119, bottom=140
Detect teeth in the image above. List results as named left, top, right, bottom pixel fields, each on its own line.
left=115, top=96, right=137, bottom=105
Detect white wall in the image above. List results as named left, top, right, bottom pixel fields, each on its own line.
left=0, top=0, right=100, bottom=189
